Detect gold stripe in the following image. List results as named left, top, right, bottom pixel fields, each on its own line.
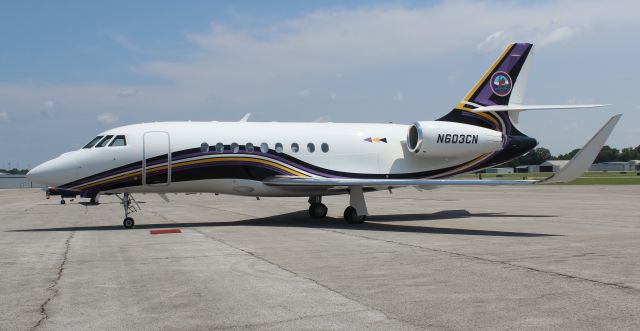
left=462, top=43, right=514, bottom=103
left=76, top=156, right=308, bottom=190
left=435, top=152, right=492, bottom=178
left=77, top=170, right=142, bottom=190
left=170, top=157, right=308, bottom=177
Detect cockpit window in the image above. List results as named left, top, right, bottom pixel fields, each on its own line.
left=95, top=135, right=114, bottom=148
left=109, top=135, right=127, bottom=147
left=83, top=136, right=103, bottom=149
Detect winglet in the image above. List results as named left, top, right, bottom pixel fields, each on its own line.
left=539, top=114, right=622, bottom=184
left=239, top=113, right=251, bottom=122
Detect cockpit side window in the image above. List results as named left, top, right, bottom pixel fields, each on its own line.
left=83, top=136, right=103, bottom=149
left=109, top=135, right=127, bottom=147
left=95, top=135, right=114, bottom=148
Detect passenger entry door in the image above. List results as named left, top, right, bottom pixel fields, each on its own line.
left=143, top=131, right=171, bottom=186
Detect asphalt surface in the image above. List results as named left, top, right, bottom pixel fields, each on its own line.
left=1, top=186, right=639, bottom=330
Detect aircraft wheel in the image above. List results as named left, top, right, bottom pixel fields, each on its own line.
left=123, top=217, right=135, bottom=229
left=309, top=203, right=328, bottom=218
left=60, top=200, right=66, bottom=205
left=90, top=198, right=97, bottom=204
left=344, top=206, right=366, bottom=224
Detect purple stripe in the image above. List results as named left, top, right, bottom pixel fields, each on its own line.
left=474, top=43, right=529, bottom=106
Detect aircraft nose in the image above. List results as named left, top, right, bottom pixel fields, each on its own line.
left=27, top=155, right=78, bottom=186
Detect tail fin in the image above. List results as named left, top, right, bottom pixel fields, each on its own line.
left=439, top=42, right=605, bottom=135
left=438, top=43, right=534, bottom=136
left=459, top=43, right=534, bottom=109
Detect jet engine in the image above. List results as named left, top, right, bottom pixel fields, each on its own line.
left=406, top=121, right=503, bottom=158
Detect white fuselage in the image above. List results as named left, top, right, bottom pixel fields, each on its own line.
left=27, top=121, right=503, bottom=197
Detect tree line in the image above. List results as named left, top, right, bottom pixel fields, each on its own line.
left=0, top=168, right=29, bottom=175
left=503, top=145, right=640, bottom=167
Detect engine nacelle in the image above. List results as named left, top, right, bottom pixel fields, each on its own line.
left=406, top=121, right=503, bottom=158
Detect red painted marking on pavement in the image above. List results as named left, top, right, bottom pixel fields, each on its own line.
left=150, top=229, right=182, bottom=235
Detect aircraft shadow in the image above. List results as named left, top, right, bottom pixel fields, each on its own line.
left=366, top=209, right=556, bottom=222
left=9, top=210, right=558, bottom=237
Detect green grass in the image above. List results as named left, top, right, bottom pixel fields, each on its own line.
left=452, top=171, right=640, bottom=185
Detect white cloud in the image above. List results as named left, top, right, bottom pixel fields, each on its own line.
left=1, top=0, right=638, bottom=121
left=539, top=26, right=580, bottom=46
left=393, top=91, right=404, bottom=102
left=42, top=99, right=55, bottom=118
left=97, top=112, right=119, bottom=124
left=298, top=89, right=310, bottom=97
left=0, top=111, right=7, bottom=122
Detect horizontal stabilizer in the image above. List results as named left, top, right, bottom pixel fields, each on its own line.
left=539, top=114, right=622, bottom=184
left=472, top=104, right=607, bottom=113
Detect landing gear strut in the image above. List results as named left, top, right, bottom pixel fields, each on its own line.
left=117, top=192, right=140, bottom=229
left=344, top=187, right=367, bottom=224
left=308, top=196, right=328, bottom=218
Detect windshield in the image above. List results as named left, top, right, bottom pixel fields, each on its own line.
left=82, top=136, right=103, bottom=149
left=95, top=135, right=114, bottom=148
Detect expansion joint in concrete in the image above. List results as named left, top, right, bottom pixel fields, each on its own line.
left=324, top=229, right=636, bottom=292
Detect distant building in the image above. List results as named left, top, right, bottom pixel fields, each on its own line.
left=483, top=167, right=514, bottom=174
left=589, top=161, right=631, bottom=172
left=540, top=160, right=569, bottom=173
left=515, top=165, right=540, bottom=173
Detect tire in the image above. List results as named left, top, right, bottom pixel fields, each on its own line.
left=123, top=217, right=135, bottom=229
left=309, top=203, right=328, bottom=218
left=344, top=206, right=366, bottom=224
left=60, top=200, right=65, bottom=205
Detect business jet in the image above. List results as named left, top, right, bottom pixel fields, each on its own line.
left=27, top=43, right=620, bottom=228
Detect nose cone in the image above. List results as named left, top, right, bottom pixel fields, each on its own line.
left=27, top=155, right=78, bottom=186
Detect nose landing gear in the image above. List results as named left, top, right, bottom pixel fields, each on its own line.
left=117, top=192, right=140, bottom=229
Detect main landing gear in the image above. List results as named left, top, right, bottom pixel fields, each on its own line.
left=308, top=196, right=328, bottom=218
left=308, top=187, right=368, bottom=224
left=116, top=192, right=140, bottom=229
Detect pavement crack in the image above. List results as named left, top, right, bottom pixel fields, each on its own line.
left=31, top=231, right=75, bottom=331
left=322, top=228, right=636, bottom=291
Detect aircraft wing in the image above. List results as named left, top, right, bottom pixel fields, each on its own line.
left=264, top=114, right=622, bottom=188
left=263, top=177, right=536, bottom=187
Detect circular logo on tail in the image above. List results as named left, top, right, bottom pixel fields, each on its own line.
left=490, top=71, right=512, bottom=97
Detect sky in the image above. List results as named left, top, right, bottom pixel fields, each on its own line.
left=0, top=0, right=638, bottom=168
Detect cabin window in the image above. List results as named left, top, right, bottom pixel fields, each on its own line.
left=200, top=142, right=209, bottom=153
left=307, top=143, right=315, bottom=153
left=95, top=135, right=114, bottom=148
left=246, top=143, right=254, bottom=152
left=291, top=143, right=299, bottom=153
left=321, top=143, right=329, bottom=153
left=231, top=143, right=239, bottom=153
left=83, top=136, right=103, bottom=149
left=109, top=135, right=127, bottom=147
left=215, top=143, right=224, bottom=152
left=275, top=143, right=283, bottom=153
left=260, top=143, right=269, bottom=153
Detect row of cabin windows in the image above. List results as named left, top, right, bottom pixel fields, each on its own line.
left=82, top=135, right=127, bottom=149
left=200, top=142, right=329, bottom=154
